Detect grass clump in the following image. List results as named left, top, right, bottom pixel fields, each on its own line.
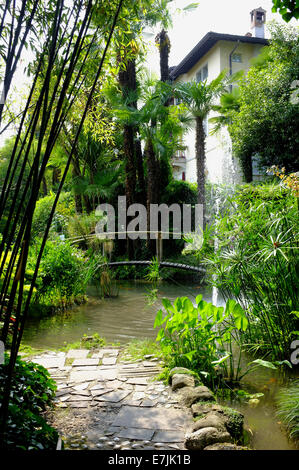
left=61, top=333, right=106, bottom=351
left=120, top=339, right=163, bottom=363
left=276, top=380, right=299, bottom=443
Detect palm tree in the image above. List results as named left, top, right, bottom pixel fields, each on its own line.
left=175, top=70, right=241, bottom=225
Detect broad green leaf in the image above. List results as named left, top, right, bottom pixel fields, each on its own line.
left=211, top=353, right=231, bottom=365
left=249, top=359, right=277, bottom=370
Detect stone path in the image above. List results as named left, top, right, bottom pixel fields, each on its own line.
left=31, top=348, right=193, bottom=450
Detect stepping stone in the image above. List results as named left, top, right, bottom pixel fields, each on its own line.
left=72, top=359, right=99, bottom=366
left=68, top=395, right=92, bottom=401
left=132, top=392, right=146, bottom=401
left=127, top=378, right=148, bottom=385
left=140, top=400, right=156, bottom=407
left=152, top=431, right=185, bottom=443
left=91, top=389, right=114, bottom=397
left=59, top=395, right=71, bottom=402
left=112, top=406, right=189, bottom=430
left=121, top=363, right=139, bottom=369
left=69, top=369, right=117, bottom=383
left=73, top=366, right=98, bottom=371
left=91, top=352, right=104, bottom=359
left=73, top=383, right=89, bottom=392
left=123, top=400, right=142, bottom=407
left=56, top=389, right=72, bottom=397
left=134, top=385, right=147, bottom=392
left=90, top=384, right=106, bottom=391
left=32, top=357, right=65, bottom=369
left=70, top=390, right=90, bottom=397
left=118, top=428, right=155, bottom=440
left=96, top=391, right=130, bottom=403
left=101, top=349, right=119, bottom=356
left=66, top=349, right=89, bottom=359
left=102, top=357, right=117, bottom=366
left=143, top=361, right=156, bottom=367
left=107, top=380, right=123, bottom=389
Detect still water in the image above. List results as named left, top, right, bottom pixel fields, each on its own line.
left=22, top=281, right=215, bottom=349
left=22, top=280, right=296, bottom=450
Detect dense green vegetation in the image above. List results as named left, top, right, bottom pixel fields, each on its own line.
left=0, top=0, right=298, bottom=451
left=0, top=356, right=57, bottom=450
left=276, top=380, right=299, bottom=441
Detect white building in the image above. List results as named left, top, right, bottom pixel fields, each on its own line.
left=170, top=7, right=268, bottom=184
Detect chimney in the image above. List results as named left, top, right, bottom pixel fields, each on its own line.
left=250, top=7, right=266, bottom=38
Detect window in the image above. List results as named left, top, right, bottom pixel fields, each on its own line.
left=232, top=53, right=242, bottom=63
left=196, top=64, right=208, bottom=82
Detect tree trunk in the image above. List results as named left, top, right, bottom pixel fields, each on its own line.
left=195, top=116, right=206, bottom=228
left=42, top=176, right=47, bottom=196
left=145, top=138, right=158, bottom=254
left=156, top=29, right=170, bottom=83
left=118, top=59, right=137, bottom=259
left=242, top=155, right=253, bottom=182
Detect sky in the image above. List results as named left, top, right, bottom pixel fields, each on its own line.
left=146, top=0, right=297, bottom=74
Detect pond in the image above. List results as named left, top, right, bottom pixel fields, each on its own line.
left=22, top=280, right=296, bottom=450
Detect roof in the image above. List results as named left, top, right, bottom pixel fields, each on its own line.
left=169, top=32, right=269, bottom=80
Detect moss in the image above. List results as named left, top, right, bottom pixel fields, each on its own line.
left=222, top=406, right=244, bottom=441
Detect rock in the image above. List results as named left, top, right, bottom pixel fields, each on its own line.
left=168, top=367, right=197, bottom=382
left=177, top=386, right=215, bottom=407
left=203, top=443, right=248, bottom=450
left=172, top=374, right=195, bottom=391
left=191, top=403, right=223, bottom=417
left=185, top=427, right=232, bottom=450
left=222, top=408, right=244, bottom=441
left=192, top=412, right=226, bottom=432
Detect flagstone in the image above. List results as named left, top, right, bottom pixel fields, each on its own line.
left=91, top=389, right=114, bottom=397
left=68, top=395, right=92, bottom=401
left=102, top=357, right=117, bottom=366
left=96, top=390, right=130, bottom=403
left=118, top=428, right=155, bottom=440
left=66, top=349, right=89, bottom=359
left=127, top=378, right=148, bottom=385
left=101, top=349, right=119, bottom=356
left=152, top=430, right=185, bottom=443
left=69, top=368, right=117, bottom=383
left=32, top=357, right=65, bottom=369
left=73, top=383, right=89, bottom=391
left=72, top=358, right=99, bottom=366
left=112, top=406, right=188, bottom=430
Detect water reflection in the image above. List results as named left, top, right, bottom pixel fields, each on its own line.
left=23, top=281, right=221, bottom=349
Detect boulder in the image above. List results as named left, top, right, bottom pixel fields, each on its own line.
left=191, top=403, right=224, bottom=417
left=185, top=427, right=232, bottom=450
left=222, top=408, right=244, bottom=441
left=192, top=412, right=226, bottom=432
left=177, top=386, right=215, bottom=407
left=172, top=374, right=195, bottom=391
left=204, top=443, right=248, bottom=451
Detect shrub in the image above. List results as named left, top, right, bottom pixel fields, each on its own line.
left=0, top=356, right=58, bottom=450
left=32, top=192, right=75, bottom=239
left=204, top=182, right=299, bottom=360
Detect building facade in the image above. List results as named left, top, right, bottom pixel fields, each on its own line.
left=170, top=7, right=268, bottom=184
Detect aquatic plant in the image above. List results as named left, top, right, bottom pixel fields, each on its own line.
left=154, top=295, right=248, bottom=388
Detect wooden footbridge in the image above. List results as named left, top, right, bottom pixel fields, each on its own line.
left=98, top=260, right=205, bottom=274
left=70, top=230, right=205, bottom=274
